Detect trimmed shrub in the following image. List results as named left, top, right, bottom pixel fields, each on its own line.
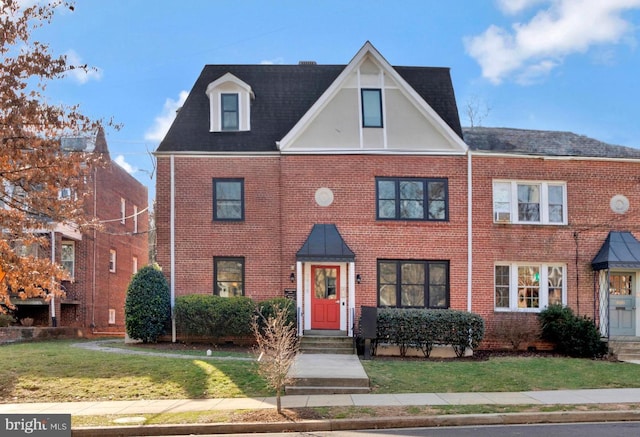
left=174, top=294, right=255, bottom=341
left=371, top=308, right=485, bottom=358
left=256, top=298, right=296, bottom=332
left=538, top=304, right=607, bottom=358
left=124, top=264, right=171, bottom=343
left=0, top=312, right=15, bottom=327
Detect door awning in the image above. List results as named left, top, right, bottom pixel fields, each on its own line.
left=296, top=224, right=355, bottom=262
left=592, top=231, right=640, bottom=271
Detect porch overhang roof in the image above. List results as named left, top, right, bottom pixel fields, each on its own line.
left=296, top=224, right=355, bottom=262
left=592, top=231, right=640, bottom=271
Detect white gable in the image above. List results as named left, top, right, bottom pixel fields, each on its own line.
left=205, top=73, right=254, bottom=132
left=278, top=42, right=467, bottom=155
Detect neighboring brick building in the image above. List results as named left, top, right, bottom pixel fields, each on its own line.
left=154, top=42, right=640, bottom=347
left=12, top=128, right=149, bottom=334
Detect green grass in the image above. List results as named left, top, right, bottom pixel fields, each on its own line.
left=0, top=340, right=269, bottom=403
left=4, top=340, right=640, bottom=405
left=362, top=357, right=640, bottom=393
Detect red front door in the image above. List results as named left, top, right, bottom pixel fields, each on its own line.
left=311, top=266, right=340, bottom=329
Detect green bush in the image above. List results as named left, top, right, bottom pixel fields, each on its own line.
left=124, top=264, right=171, bottom=343
left=0, top=312, right=15, bottom=327
left=175, top=294, right=255, bottom=340
left=256, top=298, right=296, bottom=331
left=538, top=304, right=607, bottom=358
left=370, top=308, right=485, bottom=358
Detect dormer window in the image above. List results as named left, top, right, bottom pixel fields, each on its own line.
left=221, top=93, right=239, bottom=131
left=206, top=73, right=253, bottom=132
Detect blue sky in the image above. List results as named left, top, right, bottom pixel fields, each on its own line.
left=34, top=0, right=640, bottom=193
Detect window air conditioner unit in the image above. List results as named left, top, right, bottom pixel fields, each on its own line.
left=494, top=212, right=511, bottom=223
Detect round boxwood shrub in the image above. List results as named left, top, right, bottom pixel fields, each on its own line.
left=125, top=264, right=171, bottom=343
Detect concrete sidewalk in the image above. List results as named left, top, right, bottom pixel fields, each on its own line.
left=3, top=388, right=640, bottom=417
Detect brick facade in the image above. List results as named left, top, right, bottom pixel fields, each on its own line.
left=15, top=131, right=149, bottom=333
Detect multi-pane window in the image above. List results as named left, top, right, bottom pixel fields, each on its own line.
left=221, top=93, right=239, bottom=131
left=377, top=177, right=448, bottom=221
left=493, top=181, right=566, bottom=224
left=213, top=178, right=244, bottom=220
left=120, top=198, right=126, bottom=224
left=61, top=241, right=75, bottom=279
left=109, top=249, right=117, bottom=273
left=133, top=205, right=138, bottom=234
left=378, top=260, right=449, bottom=308
left=495, top=263, right=566, bottom=311
left=214, top=257, right=244, bottom=297
left=361, top=88, right=383, bottom=127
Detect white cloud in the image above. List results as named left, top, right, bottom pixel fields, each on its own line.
left=465, top=0, right=640, bottom=84
left=144, top=91, right=189, bottom=142
left=114, top=154, right=137, bottom=174
left=261, top=57, right=285, bottom=65
left=64, top=50, right=103, bottom=84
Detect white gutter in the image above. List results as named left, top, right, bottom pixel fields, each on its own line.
left=170, top=154, right=176, bottom=342
left=467, top=151, right=472, bottom=312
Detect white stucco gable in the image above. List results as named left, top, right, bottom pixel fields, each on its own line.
left=277, top=42, right=467, bottom=155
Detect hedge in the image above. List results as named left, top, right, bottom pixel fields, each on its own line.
left=174, top=294, right=255, bottom=340
left=370, top=308, right=485, bottom=357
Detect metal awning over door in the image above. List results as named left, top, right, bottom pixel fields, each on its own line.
left=296, top=224, right=355, bottom=262
left=592, top=231, right=640, bottom=271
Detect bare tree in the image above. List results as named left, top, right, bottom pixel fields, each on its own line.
left=252, top=306, right=299, bottom=415
left=464, top=94, right=492, bottom=128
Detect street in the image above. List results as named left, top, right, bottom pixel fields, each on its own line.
left=195, top=421, right=640, bottom=437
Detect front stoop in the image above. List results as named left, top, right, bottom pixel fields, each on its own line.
left=609, top=338, right=640, bottom=361
left=285, top=353, right=370, bottom=395
left=300, top=332, right=354, bottom=355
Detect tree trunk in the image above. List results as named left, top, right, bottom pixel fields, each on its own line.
left=276, top=386, right=282, bottom=414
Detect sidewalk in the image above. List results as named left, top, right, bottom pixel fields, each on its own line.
left=3, top=388, right=640, bottom=416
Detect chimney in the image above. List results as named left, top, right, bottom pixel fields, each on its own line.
left=298, top=61, right=317, bottom=65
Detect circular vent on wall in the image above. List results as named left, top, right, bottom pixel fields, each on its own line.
left=610, top=194, right=630, bottom=214
left=315, top=187, right=334, bottom=207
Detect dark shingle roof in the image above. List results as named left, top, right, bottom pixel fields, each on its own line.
left=157, top=64, right=462, bottom=153
left=464, top=127, right=640, bottom=159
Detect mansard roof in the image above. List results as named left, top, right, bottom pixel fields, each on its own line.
left=156, top=63, right=462, bottom=154
left=464, top=127, right=640, bottom=159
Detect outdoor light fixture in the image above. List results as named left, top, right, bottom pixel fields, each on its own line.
left=356, top=274, right=362, bottom=284
left=290, top=272, right=295, bottom=283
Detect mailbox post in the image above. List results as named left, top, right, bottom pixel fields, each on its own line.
left=360, top=306, right=377, bottom=360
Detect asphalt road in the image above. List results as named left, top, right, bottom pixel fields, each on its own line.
left=205, top=421, right=640, bottom=437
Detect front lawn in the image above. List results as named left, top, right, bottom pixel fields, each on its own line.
left=2, top=340, right=640, bottom=403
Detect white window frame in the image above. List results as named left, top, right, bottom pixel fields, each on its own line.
left=205, top=73, right=253, bottom=132
left=493, top=180, right=567, bottom=225
left=133, top=205, right=138, bottom=234
left=108, top=309, right=116, bottom=325
left=61, top=241, right=75, bottom=279
left=109, top=249, right=117, bottom=273
left=120, top=198, right=126, bottom=224
left=494, top=262, right=567, bottom=312
left=132, top=256, right=138, bottom=275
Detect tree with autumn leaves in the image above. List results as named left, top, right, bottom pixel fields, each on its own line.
left=0, top=0, right=103, bottom=309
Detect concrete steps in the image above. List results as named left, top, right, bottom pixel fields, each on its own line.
left=285, top=353, right=370, bottom=395
left=609, top=338, right=640, bottom=361
left=299, top=331, right=354, bottom=355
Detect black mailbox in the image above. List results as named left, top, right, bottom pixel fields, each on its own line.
left=360, top=306, right=377, bottom=360
left=361, top=306, right=377, bottom=339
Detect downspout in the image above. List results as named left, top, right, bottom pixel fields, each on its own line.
left=91, top=166, right=97, bottom=330
left=50, top=231, right=57, bottom=327
left=170, top=155, right=176, bottom=342
left=467, top=151, right=472, bottom=312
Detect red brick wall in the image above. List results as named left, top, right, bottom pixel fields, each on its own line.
left=60, top=159, right=149, bottom=333
left=472, top=154, right=640, bottom=343
left=156, top=154, right=469, bottom=310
